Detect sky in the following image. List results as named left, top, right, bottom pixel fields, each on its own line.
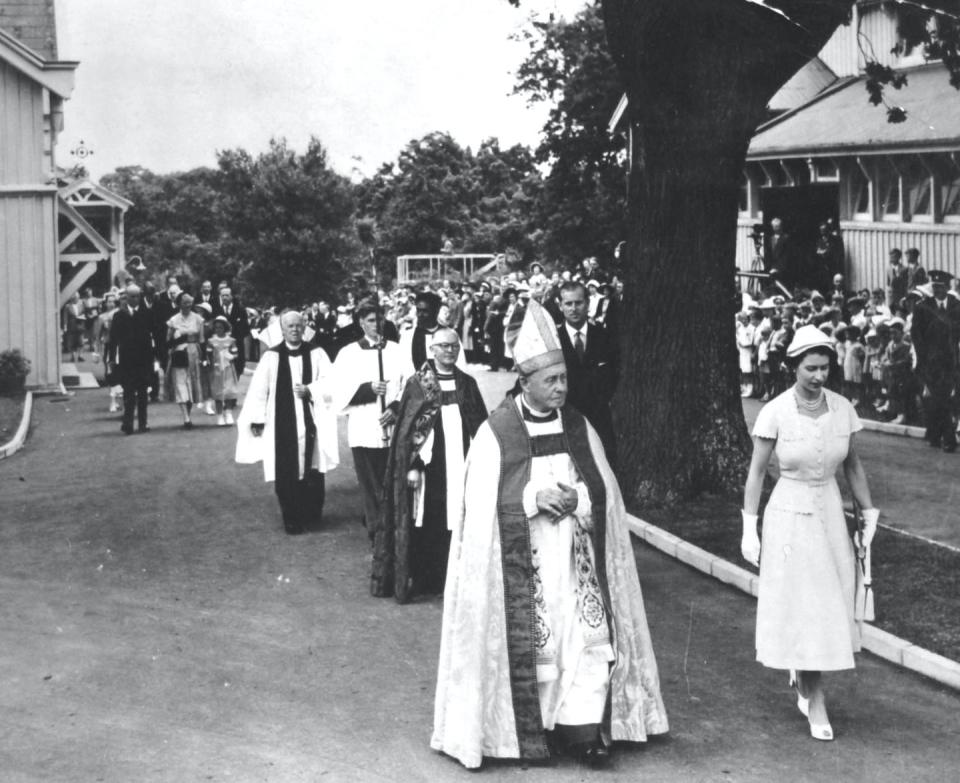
left=54, top=0, right=588, bottom=180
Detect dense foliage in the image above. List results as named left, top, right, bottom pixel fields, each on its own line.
left=101, top=139, right=360, bottom=306
left=355, top=132, right=543, bottom=271
left=512, top=3, right=626, bottom=268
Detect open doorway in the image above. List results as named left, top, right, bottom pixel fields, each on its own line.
left=761, top=184, right=841, bottom=293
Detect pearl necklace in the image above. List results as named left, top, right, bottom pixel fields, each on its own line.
left=794, top=387, right=825, bottom=411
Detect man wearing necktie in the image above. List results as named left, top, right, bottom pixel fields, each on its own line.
left=556, top=281, right=619, bottom=464
left=911, top=270, right=960, bottom=452
left=235, top=310, right=339, bottom=533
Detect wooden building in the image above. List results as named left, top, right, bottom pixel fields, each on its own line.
left=1, top=1, right=77, bottom=390
left=738, top=1, right=960, bottom=294
left=610, top=1, right=960, bottom=296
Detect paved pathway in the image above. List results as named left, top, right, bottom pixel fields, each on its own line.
left=1, top=369, right=957, bottom=781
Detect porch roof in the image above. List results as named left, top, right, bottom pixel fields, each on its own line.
left=748, top=64, right=960, bottom=159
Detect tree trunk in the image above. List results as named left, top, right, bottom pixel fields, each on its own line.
left=600, top=0, right=851, bottom=505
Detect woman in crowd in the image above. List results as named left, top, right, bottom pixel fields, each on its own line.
left=741, top=325, right=879, bottom=742
left=63, top=292, right=86, bottom=363
left=165, top=291, right=207, bottom=429
left=194, top=301, right=217, bottom=415
left=94, top=292, right=122, bottom=412
left=207, top=315, right=240, bottom=426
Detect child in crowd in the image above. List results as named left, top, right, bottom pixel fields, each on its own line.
left=863, top=328, right=884, bottom=410
left=767, top=316, right=789, bottom=397
left=737, top=310, right=758, bottom=398
left=756, top=324, right=773, bottom=401
left=841, top=325, right=865, bottom=407
left=880, top=317, right=912, bottom=424
left=207, top=316, right=240, bottom=426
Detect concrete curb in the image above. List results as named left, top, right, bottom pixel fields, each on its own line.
left=0, top=391, right=33, bottom=460
left=626, top=513, right=960, bottom=692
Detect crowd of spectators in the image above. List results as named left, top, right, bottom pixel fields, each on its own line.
left=254, top=257, right=624, bottom=369
left=62, top=258, right=624, bottom=425
left=737, top=255, right=960, bottom=450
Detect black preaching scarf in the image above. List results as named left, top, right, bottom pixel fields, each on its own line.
left=274, top=343, right=316, bottom=486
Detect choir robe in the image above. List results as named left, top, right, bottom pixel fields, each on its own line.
left=431, top=395, right=668, bottom=769
left=332, top=337, right=407, bottom=533
left=235, top=346, right=339, bottom=481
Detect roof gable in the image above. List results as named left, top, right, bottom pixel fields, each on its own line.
left=0, top=0, right=58, bottom=60
left=749, top=64, right=960, bottom=158
left=0, top=25, right=76, bottom=97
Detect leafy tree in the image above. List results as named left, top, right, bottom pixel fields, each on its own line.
left=102, top=138, right=363, bottom=307
left=513, top=4, right=626, bottom=267
left=216, top=137, right=361, bottom=305
left=101, top=165, right=225, bottom=284
left=356, top=132, right=543, bottom=276
left=506, top=0, right=960, bottom=504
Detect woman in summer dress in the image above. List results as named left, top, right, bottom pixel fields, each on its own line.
left=741, top=325, right=879, bottom=742
left=166, top=291, right=206, bottom=428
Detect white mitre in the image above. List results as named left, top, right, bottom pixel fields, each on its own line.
left=510, top=299, right=565, bottom=374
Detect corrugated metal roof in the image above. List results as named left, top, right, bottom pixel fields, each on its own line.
left=0, top=0, right=58, bottom=60
left=749, top=64, right=960, bottom=158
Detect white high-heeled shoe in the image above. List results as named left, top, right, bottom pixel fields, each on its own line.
left=788, top=670, right=809, bottom=717
left=809, top=721, right=834, bottom=741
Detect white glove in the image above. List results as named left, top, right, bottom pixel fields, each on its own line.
left=740, top=511, right=760, bottom=567
left=859, top=508, right=879, bottom=549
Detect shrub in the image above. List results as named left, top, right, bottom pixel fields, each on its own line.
left=0, top=349, right=31, bottom=395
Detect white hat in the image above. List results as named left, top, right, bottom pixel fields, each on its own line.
left=509, top=299, right=565, bottom=374
left=586, top=279, right=600, bottom=289
left=786, top=324, right=836, bottom=357
left=809, top=289, right=825, bottom=301
left=887, top=316, right=906, bottom=328
left=759, top=297, right=778, bottom=309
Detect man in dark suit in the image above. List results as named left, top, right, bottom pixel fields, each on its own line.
left=765, top=217, right=800, bottom=290
left=197, top=280, right=215, bottom=307
left=108, top=284, right=157, bottom=434
left=152, top=276, right=180, bottom=377
left=912, top=270, right=960, bottom=452
left=556, top=281, right=619, bottom=463
left=212, top=287, right=250, bottom=374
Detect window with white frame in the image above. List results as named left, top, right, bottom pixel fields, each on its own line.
left=876, top=161, right=902, bottom=220
left=940, top=167, right=960, bottom=223
left=903, top=158, right=934, bottom=221
left=812, top=158, right=839, bottom=183
left=849, top=163, right=872, bottom=220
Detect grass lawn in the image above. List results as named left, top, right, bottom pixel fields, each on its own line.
left=637, top=493, right=960, bottom=663
left=0, top=393, right=25, bottom=444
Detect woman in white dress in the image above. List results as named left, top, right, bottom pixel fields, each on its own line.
left=165, top=292, right=206, bottom=429
left=741, top=325, right=879, bottom=742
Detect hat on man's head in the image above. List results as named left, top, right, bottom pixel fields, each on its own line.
left=786, top=324, right=836, bottom=357
left=509, top=299, right=565, bottom=375
left=928, top=270, right=954, bottom=285
left=887, top=317, right=906, bottom=329
left=809, top=290, right=825, bottom=302
left=760, top=297, right=778, bottom=309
